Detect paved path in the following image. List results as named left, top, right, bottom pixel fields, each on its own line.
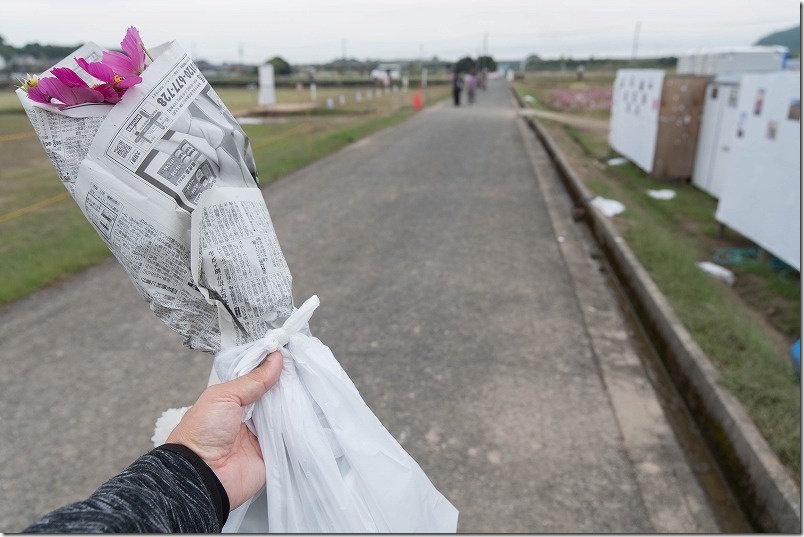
left=1, top=79, right=718, bottom=532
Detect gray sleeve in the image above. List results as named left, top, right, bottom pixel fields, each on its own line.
left=23, top=444, right=229, bottom=533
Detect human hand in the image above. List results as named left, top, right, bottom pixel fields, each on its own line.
left=167, top=351, right=283, bottom=509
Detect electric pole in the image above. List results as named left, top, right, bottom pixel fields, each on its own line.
left=632, top=21, right=641, bottom=61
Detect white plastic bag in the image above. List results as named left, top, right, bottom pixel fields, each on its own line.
left=590, top=196, right=626, bottom=217
left=696, top=261, right=736, bottom=286
left=213, top=296, right=459, bottom=532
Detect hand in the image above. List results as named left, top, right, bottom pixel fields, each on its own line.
left=167, top=351, right=283, bottom=509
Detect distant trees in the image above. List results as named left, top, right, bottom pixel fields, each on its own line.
left=525, top=54, right=543, bottom=70
left=755, top=25, right=800, bottom=57
left=454, top=55, right=496, bottom=73
left=0, top=35, right=83, bottom=63
left=521, top=53, right=678, bottom=72
left=0, top=35, right=13, bottom=62
left=266, top=56, right=292, bottom=75
left=455, top=56, right=475, bottom=73
left=477, top=55, right=497, bottom=71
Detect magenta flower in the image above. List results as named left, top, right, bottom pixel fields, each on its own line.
left=35, top=72, right=106, bottom=109
left=24, top=26, right=149, bottom=109
left=76, top=57, right=142, bottom=90
left=26, top=84, right=51, bottom=105
left=101, top=26, right=148, bottom=78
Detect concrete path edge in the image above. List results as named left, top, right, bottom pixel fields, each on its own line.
left=511, top=89, right=801, bottom=533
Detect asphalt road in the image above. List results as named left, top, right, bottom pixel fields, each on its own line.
left=1, top=78, right=720, bottom=532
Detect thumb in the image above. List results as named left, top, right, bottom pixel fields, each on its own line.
left=225, top=351, right=283, bottom=407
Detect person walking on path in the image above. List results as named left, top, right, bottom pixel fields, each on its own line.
left=452, top=70, right=463, bottom=106
left=466, top=70, right=478, bottom=104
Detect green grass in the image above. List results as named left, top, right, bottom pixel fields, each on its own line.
left=563, top=124, right=613, bottom=161
left=215, top=84, right=427, bottom=116
left=623, top=215, right=801, bottom=473
left=514, top=77, right=801, bottom=478
left=0, top=88, right=27, bottom=113
left=0, top=86, right=449, bottom=305
left=0, top=204, right=110, bottom=303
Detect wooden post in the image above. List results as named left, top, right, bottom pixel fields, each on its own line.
left=306, top=109, right=312, bottom=157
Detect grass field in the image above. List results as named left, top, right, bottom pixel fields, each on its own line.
left=515, top=72, right=801, bottom=478
left=0, top=84, right=448, bottom=304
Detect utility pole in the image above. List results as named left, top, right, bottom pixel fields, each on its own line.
left=342, top=39, right=346, bottom=61
left=632, top=21, right=641, bottom=61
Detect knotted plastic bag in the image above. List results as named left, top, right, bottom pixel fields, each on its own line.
left=212, top=295, right=459, bottom=532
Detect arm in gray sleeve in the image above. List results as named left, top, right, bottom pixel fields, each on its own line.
left=24, top=444, right=229, bottom=533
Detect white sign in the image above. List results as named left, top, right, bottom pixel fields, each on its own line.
left=258, top=64, right=275, bottom=105
left=608, top=69, right=665, bottom=174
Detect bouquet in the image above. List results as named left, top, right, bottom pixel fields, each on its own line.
left=18, top=28, right=458, bottom=532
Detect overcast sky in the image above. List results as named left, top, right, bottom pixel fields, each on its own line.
left=2, top=0, right=800, bottom=64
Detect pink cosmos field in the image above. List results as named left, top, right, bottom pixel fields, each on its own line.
left=543, top=86, right=613, bottom=112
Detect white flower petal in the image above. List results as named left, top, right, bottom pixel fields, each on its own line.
left=151, top=406, right=190, bottom=447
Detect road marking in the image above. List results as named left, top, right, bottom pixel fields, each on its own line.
left=249, top=123, right=311, bottom=148
left=0, top=191, right=71, bottom=224
left=0, top=130, right=37, bottom=143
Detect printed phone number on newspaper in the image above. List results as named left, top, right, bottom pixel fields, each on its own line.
left=155, top=63, right=201, bottom=107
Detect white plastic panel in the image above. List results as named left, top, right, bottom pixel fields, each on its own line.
left=692, top=81, right=741, bottom=198
left=609, top=69, right=665, bottom=173
left=715, top=72, right=801, bottom=270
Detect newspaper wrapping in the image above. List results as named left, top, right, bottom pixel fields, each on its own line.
left=18, top=40, right=458, bottom=533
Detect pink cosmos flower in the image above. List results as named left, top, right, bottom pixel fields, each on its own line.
left=26, top=84, right=51, bottom=105
left=101, top=26, right=148, bottom=78
left=28, top=67, right=123, bottom=108
left=76, top=57, right=142, bottom=90
left=35, top=67, right=107, bottom=108
left=24, top=26, right=148, bottom=108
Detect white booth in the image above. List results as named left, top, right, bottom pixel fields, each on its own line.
left=714, top=71, right=800, bottom=271
left=684, top=46, right=789, bottom=198
left=690, top=74, right=742, bottom=198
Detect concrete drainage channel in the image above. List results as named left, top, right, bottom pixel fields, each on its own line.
left=512, top=89, right=801, bottom=533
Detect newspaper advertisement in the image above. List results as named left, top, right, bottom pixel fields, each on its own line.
left=18, top=40, right=293, bottom=352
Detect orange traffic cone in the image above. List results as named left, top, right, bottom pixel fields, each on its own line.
left=413, top=91, right=422, bottom=110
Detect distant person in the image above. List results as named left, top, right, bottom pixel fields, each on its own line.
left=576, top=64, right=585, bottom=80
left=452, top=71, right=463, bottom=106
left=466, top=71, right=478, bottom=105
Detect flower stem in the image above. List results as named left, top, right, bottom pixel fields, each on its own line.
left=141, top=43, right=155, bottom=63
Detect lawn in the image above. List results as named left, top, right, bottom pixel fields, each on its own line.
left=0, top=84, right=449, bottom=304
